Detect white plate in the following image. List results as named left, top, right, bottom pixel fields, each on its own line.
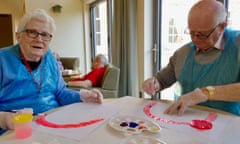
left=120, top=135, right=167, bottom=144
left=109, top=115, right=161, bottom=134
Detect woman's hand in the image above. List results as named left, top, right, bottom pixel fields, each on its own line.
left=0, top=108, right=33, bottom=130
left=80, top=89, right=103, bottom=104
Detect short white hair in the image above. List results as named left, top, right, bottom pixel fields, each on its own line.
left=17, top=9, right=56, bottom=34
left=96, top=54, right=108, bottom=66
left=215, top=1, right=227, bottom=24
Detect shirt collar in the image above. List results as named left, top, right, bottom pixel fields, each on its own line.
left=214, top=31, right=224, bottom=50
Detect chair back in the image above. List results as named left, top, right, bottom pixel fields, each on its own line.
left=60, top=57, right=80, bottom=70
left=100, top=65, right=120, bottom=98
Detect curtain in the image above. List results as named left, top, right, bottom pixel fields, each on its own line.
left=111, top=0, right=139, bottom=97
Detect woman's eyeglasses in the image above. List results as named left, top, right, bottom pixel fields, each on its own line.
left=22, top=29, right=53, bottom=41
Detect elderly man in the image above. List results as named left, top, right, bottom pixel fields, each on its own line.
left=142, top=0, right=240, bottom=116
left=68, top=54, right=109, bottom=88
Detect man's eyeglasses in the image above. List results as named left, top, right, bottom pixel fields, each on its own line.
left=185, top=24, right=219, bottom=40
left=22, top=29, right=53, bottom=41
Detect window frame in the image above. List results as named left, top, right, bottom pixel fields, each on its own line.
left=90, top=0, right=112, bottom=62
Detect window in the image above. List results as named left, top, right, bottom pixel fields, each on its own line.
left=227, top=0, right=240, bottom=30
left=158, top=0, right=198, bottom=100
left=90, top=0, right=112, bottom=62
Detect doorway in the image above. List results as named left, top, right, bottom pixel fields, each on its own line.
left=0, top=14, right=13, bottom=48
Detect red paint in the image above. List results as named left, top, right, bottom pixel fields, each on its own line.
left=143, top=102, right=217, bottom=130
left=35, top=115, right=104, bottom=128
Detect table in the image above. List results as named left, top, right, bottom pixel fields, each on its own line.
left=1, top=96, right=240, bottom=144
left=62, top=70, right=81, bottom=82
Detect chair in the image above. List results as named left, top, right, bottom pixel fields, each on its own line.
left=60, top=57, right=80, bottom=70
left=97, top=64, right=120, bottom=98
left=67, top=65, right=120, bottom=98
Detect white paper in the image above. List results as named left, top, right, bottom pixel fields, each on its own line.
left=32, top=96, right=238, bottom=143
left=123, top=99, right=235, bottom=143
left=33, top=100, right=124, bottom=141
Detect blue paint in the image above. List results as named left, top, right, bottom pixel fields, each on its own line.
left=129, top=122, right=139, bottom=128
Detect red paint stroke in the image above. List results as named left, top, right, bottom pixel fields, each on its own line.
left=144, top=102, right=181, bottom=124
left=35, top=115, right=104, bottom=128
left=143, top=102, right=217, bottom=130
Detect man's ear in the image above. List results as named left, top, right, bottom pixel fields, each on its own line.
left=219, top=22, right=227, bottom=29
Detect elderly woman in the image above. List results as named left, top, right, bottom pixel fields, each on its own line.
left=0, top=9, right=103, bottom=134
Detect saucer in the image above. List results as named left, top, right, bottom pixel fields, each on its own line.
left=109, top=115, right=161, bottom=134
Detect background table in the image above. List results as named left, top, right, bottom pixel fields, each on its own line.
left=62, top=70, right=81, bottom=82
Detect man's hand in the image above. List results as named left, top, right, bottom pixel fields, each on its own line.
left=164, top=88, right=208, bottom=116
left=142, top=77, right=160, bottom=96
left=80, top=89, right=103, bottom=104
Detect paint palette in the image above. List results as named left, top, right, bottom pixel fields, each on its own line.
left=109, top=115, right=161, bottom=134
left=120, top=136, right=167, bottom=144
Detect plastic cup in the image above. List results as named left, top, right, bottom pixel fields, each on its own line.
left=12, top=113, right=33, bottom=139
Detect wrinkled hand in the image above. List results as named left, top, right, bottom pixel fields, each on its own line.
left=142, top=77, right=160, bottom=96
left=164, top=88, right=208, bottom=116
left=0, top=108, right=33, bottom=130
left=2, top=112, right=15, bottom=130
left=80, top=89, right=103, bottom=104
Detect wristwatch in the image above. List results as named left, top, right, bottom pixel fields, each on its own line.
left=205, top=86, right=215, bottom=100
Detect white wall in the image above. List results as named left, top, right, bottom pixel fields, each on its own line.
left=0, top=0, right=25, bottom=43
left=24, top=0, right=85, bottom=72
left=82, top=0, right=94, bottom=74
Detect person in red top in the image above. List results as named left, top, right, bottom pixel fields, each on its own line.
left=67, top=54, right=108, bottom=88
